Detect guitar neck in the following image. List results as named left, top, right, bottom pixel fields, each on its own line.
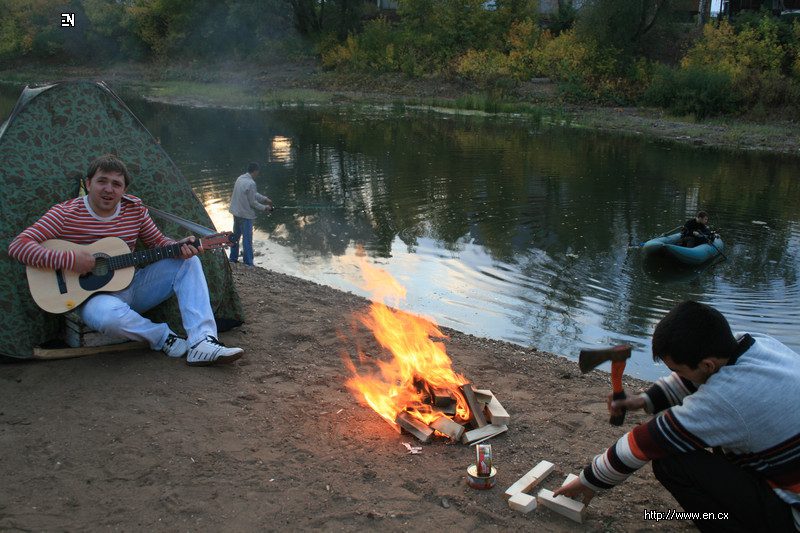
left=108, top=241, right=192, bottom=271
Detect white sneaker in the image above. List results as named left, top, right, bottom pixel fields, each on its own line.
left=162, top=333, right=188, bottom=358
left=186, top=335, right=244, bottom=366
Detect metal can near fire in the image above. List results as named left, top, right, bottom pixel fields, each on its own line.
left=476, top=444, right=493, bottom=476
left=466, top=464, right=497, bottom=489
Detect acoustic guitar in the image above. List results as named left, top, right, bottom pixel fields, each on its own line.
left=26, top=233, right=232, bottom=314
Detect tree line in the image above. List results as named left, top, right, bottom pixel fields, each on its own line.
left=1, top=0, right=798, bottom=118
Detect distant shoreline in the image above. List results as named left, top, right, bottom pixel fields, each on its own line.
left=2, top=61, right=799, bottom=157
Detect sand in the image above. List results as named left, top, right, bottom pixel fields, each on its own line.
left=0, top=264, right=693, bottom=531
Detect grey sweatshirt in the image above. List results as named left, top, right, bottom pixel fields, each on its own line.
left=228, top=173, right=270, bottom=219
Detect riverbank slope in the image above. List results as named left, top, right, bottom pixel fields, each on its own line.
left=0, top=264, right=691, bottom=531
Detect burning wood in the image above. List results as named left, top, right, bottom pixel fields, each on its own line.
left=463, top=424, right=509, bottom=445
left=342, top=255, right=512, bottom=444
left=460, top=384, right=488, bottom=428
left=395, top=411, right=434, bottom=443
left=430, top=415, right=465, bottom=441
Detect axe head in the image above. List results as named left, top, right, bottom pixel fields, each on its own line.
left=579, top=344, right=633, bottom=374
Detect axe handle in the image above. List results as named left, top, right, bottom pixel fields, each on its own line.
left=609, top=360, right=627, bottom=426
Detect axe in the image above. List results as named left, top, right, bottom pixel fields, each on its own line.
left=579, top=344, right=633, bottom=426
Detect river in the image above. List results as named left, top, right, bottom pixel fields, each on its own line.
left=3, top=84, right=799, bottom=380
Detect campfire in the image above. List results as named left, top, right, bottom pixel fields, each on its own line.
left=342, top=255, right=509, bottom=444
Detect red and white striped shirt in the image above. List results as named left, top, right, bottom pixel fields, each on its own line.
left=8, top=195, right=174, bottom=271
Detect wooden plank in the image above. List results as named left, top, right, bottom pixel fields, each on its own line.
left=537, top=485, right=586, bottom=524
left=32, top=341, right=148, bottom=360
left=461, top=423, right=507, bottom=445
left=562, top=473, right=579, bottom=486
left=472, top=388, right=493, bottom=404
left=508, top=492, right=537, bottom=514
left=429, top=416, right=465, bottom=441
left=503, top=460, right=555, bottom=500
left=431, top=387, right=455, bottom=407
left=395, top=411, right=434, bottom=443
left=484, top=394, right=510, bottom=425
left=460, top=384, right=488, bottom=428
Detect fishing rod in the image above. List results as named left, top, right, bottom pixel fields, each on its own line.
left=272, top=204, right=345, bottom=210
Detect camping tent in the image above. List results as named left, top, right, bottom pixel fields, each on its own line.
left=0, top=81, right=244, bottom=359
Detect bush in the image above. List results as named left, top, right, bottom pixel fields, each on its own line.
left=644, top=65, right=741, bottom=119
left=455, top=49, right=510, bottom=83
left=320, top=19, right=400, bottom=72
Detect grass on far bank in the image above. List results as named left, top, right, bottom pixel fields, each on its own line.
left=142, top=81, right=337, bottom=108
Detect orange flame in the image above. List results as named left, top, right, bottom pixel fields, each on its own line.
left=343, top=254, right=469, bottom=428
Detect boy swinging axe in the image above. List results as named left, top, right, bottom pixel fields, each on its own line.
left=554, top=301, right=800, bottom=532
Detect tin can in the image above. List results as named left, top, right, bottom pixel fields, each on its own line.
left=467, top=464, right=497, bottom=489
left=476, top=444, right=493, bottom=476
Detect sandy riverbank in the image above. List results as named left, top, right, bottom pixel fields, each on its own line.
left=0, top=264, right=692, bottom=531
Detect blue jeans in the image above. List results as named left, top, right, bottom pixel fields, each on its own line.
left=79, top=257, right=217, bottom=349
left=229, top=216, right=254, bottom=266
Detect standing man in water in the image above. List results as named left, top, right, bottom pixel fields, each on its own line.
left=228, top=162, right=272, bottom=267
left=554, top=301, right=800, bottom=531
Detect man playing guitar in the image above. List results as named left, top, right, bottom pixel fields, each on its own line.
left=8, top=154, right=243, bottom=366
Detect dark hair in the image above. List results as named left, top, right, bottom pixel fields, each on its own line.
left=652, top=301, right=738, bottom=368
left=86, top=154, right=131, bottom=187
left=697, top=211, right=708, bottom=218
left=247, top=162, right=260, bottom=173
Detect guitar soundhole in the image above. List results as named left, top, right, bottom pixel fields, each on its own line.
left=92, top=254, right=110, bottom=276
left=79, top=253, right=114, bottom=291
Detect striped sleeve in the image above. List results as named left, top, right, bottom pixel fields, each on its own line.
left=581, top=410, right=711, bottom=491
left=642, top=372, right=697, bottom=414
left=7, top=204, right=75, bottom=270
left=136, top=205, right=174, bottom=249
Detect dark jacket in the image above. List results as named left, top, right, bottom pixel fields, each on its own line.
left=681, top=218, right=711, bottom=239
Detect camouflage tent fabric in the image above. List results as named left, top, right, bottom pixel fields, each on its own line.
left=0, top=81, right=244, bottom=358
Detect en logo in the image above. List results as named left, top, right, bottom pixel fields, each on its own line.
left=61, top=13, right=75, bottom=27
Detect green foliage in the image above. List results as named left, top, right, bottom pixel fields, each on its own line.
left=682, top=13, right=798, bottom=109
left=644, top=64, right=741, bottom=119
left=575, top=0, right=678, bottom=62
left=321, top=19, right=397, bottom=72
left=0, top=0, right=296, bottom=64
left=548, top=1, right=577, bottom=34
left=793, top=20, right=800, bottom=78
left=324, top=0, right=539, bottom=77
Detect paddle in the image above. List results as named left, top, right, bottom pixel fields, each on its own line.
left=706, top=233, right=728, bottom=260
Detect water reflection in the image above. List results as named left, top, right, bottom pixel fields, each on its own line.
left=3, top=85, right=799, bottom=380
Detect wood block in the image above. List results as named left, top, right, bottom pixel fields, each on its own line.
left=395, top=411, right=433, bottom=443
left=508, top=492, right=537, bottom=514
left=503, top=460, right=555, bottom=500
left=431, top=387, right=455, bottom=407
left=429, top=416, right=465, bottom=441
left=460, top=384, right=488, bottom=428
left=537, top=488, right=586, bottom=523
left=472, top=388, right=493, bottom=404
left=434, top=403, right=456, bottom=416
left=562, top=474, right=579, bottom=486
left=484, top=394, right=510, bottom=425
left=32, top=341, right=148, bottom=360
left=461, top=423, right=507, bottom=445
